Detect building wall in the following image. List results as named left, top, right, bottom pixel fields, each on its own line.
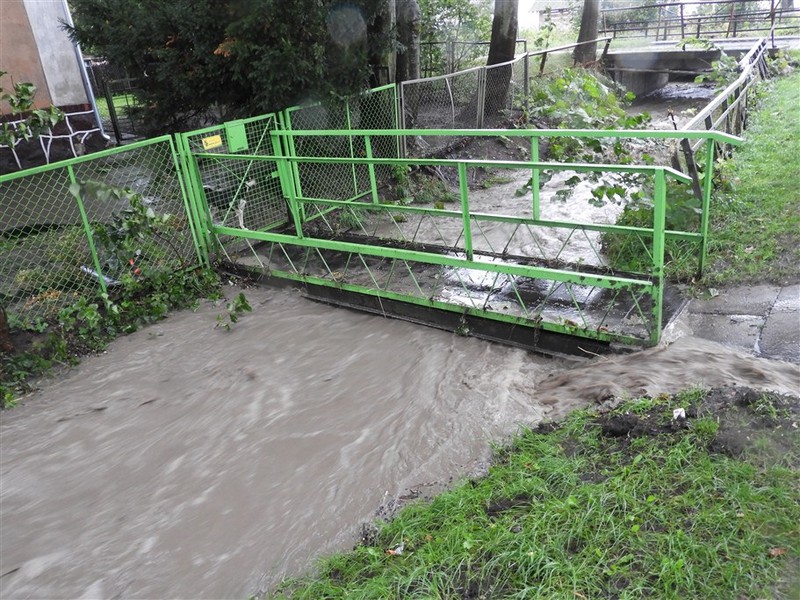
left=0, top=0, right=88, bottom=114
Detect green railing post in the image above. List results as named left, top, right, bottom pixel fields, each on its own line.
left=651, top=168, right=667, bottom=345
left=67, top=165, right=108, bottom=297
left=697, top=139, right=715, bottom=277
left=174, top=134, right=210, bottom=266
left=345, top=98, right=359, bottom=196
left=274, top=131, right=304, bottom=238
left=364, top=135, right=379, bottom=204
left=457, top=162, right=473, bottom=261
left=177, top=133, right=217, bottom=258
left=531, top=136, right=540, bottom=219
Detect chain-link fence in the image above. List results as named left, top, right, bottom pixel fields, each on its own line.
left=179, top=113, right=285, bottom=261
left=0, top=136, right=199, bottom=325
left=283, top=84, right=399, bottom=202
left=401, top=38, right=613, bottom=157
left=421, top=39, right=528, bottom=78
left=400, top=56, right=528, bottom=156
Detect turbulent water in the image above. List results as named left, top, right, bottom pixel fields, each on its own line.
left=1, top=287, right=798, bottom=599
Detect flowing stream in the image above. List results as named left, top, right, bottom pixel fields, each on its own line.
left=2, top=286, right=798, bottom=599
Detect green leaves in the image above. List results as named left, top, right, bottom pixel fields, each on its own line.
left=0, top=74, right=64, bottom=147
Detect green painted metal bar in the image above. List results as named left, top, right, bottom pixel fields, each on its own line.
left=193, top=152, right=694, bottom=185
left=457, top=163, right=473, bottom=260
left=345, top=98, right=359, bottom=197
left=266, top=127, right=743, bottom=145
left=698, top=139, right=716, bottom=277
left=176, top=133, right=218, bottom=257
left=67, top=164, right=108, bottom=297
left=364, top=135, right=379, bottom=204
left=259, top=267, right=647, bottom=347
left=0, top=135, right=176, bottom=184
left=172, top=134, right=209, bottom=266
left=650, top=169, right=667, bottom=346
left=213, top=224, right=654, bottom=291
left=280, top=109, right=305, bottom=202
left=531, top=137, right=540, bottom=219
left=274, top=153, right=304, bottom=238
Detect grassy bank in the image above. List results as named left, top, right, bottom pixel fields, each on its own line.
left=705, top=72, right=800, bottom=285
left=273, top=389, right=799, bottom=599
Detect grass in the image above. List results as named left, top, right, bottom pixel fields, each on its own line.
left=94, top=93, right=138, bottom=121
left=273, top=390, right=799, bottom=599
left=704, top=72, right=800, bottom=285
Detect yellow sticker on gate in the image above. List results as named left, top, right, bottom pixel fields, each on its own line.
left=202, top=135, right=223, bottom=150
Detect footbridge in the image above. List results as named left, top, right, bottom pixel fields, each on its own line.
left=178, top=121, right=738, bottom=356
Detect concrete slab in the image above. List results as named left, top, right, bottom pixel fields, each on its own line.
left=773, top=285, right=800, bottom=313
left=685, top=312, right=763, bottom=354
left=689, top=285, right=780, bottom=315
left=759, top=311, right=800, bottom=363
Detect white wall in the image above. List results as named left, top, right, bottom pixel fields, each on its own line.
left=23, top=0, right=88, bottom=106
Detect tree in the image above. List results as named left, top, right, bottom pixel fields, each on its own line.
left=485, top=0, right=519, bottom=115
left=396, top=0, right=422, bottom=84
left=369, top=0, right=396, bottom=85
left=66, top=0, right=391, bottom=133
left=574, top=0, right=600, bottom=65
left=418, top=0, right=492, bottom=74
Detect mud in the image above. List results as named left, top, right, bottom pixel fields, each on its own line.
left=2, top=286, right=800, bottom=599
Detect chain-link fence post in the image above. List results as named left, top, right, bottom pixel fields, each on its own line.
left=476, top=68, right=486, bottom=129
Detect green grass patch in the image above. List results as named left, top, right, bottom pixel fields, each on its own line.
left=705, top=73, right=800, bottom=285
left=273, top=389, right=799, bottom=599
left=94, top=93, right=139, bottom=121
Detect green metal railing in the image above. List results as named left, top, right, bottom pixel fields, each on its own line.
left=183, top=126, right=740, bottom=348
left=2, top=84, right=741, bottom=350
left=0, top=136, right=201, bottom=324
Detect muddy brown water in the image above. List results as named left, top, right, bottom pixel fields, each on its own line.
left=2, top=286, right=799, bottom=599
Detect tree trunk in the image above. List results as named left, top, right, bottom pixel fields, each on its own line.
left=396, top=0, right=421, bottom=84
left=0, top=307, right=14, bottom=355
left=485, top=0, right=519, bottom=116
left=369, top=0, right=396, bottom=86
left=574, top=0, right=600, bottom=65
left=397, top=0, right=421, bottom=126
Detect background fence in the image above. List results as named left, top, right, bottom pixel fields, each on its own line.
left=421, top=39, right=528, bottom=78
left=0, top=137, right=199, bottom=325
left=400, top=37, right=612, bottom=157
left=600, top=0, right=800, bottom=41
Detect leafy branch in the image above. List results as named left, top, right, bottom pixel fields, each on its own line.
left=0, top=70, right=64, bottom=147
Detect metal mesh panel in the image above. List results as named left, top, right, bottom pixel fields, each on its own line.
left=402, top=56, right=530, bottom=156
left=1, top=138, right=198, bottom=325
left=285, top=86, right=399, bottom=202
left=181, top=114, right=286, bottom=258
left=288, top=102, right=359, bottom=201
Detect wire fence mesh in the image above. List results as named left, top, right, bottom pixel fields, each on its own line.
left=179, top=113, right=285, bottom=260
left=0, top=137, right=198, bottom=326
left=401, top=40, right=613, bottom=157
left=421, top=39, right=529, bottom=78
left=284, top=84, right=399, bottom=203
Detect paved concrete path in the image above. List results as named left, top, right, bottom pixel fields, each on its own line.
left=672, top=284, right=800, bottom=364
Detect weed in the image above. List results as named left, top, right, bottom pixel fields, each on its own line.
left=215, top=292, right=252, bottom=331
left=695, top=51, right=741, bottom=90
